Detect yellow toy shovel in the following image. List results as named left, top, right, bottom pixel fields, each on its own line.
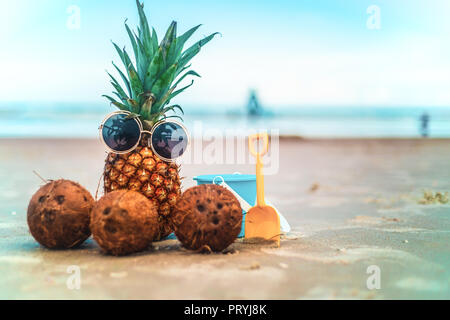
left=245, top=133, right=281, bottom=246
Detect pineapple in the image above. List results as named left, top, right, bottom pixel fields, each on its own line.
left=102, top=0, right=218, bottom=240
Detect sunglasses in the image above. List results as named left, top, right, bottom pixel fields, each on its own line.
left=99, top=111, right=189, bottom=162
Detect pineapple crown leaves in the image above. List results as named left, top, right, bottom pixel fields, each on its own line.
left=103, top=0, right=219, bottom=127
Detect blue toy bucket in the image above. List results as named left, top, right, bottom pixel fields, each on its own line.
left=193, top=174, right=256, bottom=238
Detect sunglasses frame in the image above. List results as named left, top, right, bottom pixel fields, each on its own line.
left=99, top=110, right=190, bottom=162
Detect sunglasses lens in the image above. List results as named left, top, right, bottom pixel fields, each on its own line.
left=101, top=113, right=141, bottom=152
left=151, top=122, right=188, bottom=160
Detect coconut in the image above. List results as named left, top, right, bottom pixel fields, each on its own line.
left=27, top=179, right=94, bottom=249
left=171, top=184, right=242, bottom=252
left=90, top=190, right=158, bottom=256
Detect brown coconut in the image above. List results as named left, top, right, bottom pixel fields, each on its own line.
left=27, top=179, right=94, bottom=249
left=171, top=184, right=242, bottom=252
left=90, top=190, right=158, bottom=256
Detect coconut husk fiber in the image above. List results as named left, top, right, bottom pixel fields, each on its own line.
left=90, top=190, right=158, bottom=256
left=27, top=179, right=94, bottom=249
left=171, top=184, right=242, bottom=252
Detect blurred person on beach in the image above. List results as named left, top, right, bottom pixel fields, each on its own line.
left=247, top=89, right=263, bottom=117
left=420, top=112, right=430, bottom=137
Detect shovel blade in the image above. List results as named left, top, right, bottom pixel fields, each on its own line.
left=244, top=206, right=280, bottom=246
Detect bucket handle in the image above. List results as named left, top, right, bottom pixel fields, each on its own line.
left=212, top=175, right=252, bottom=212
left=212, top=176, right=225, bottom=185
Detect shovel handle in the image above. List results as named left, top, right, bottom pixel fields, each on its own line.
left=249, top=133, right=269, bottom=157
left=249, top=133, right=269, bottom=207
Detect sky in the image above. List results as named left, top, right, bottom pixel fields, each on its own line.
left=1, top=0, right=450, bottom=109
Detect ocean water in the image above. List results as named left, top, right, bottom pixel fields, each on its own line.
left=0, top=102, right=449, bottom=138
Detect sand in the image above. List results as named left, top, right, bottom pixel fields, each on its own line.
left=0, top=138, right=449, bottom=299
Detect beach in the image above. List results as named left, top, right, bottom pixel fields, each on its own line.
left=0, top=138, right=449, bottom=299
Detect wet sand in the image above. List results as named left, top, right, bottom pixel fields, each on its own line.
left=0, top=138, right=449, bottom=299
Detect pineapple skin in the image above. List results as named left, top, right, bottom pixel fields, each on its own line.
left=103, top=134, right=181, bottom=241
